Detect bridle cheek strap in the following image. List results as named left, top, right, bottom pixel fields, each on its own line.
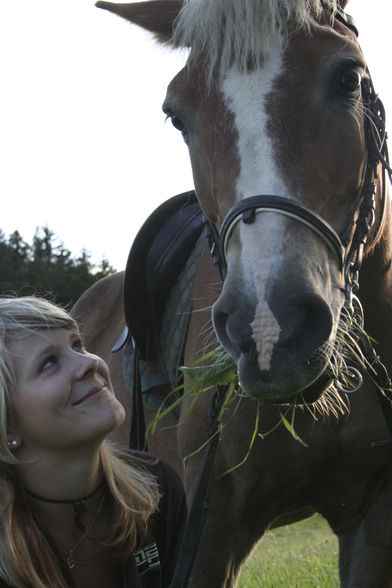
left=219, top=195, right=345, bottom=271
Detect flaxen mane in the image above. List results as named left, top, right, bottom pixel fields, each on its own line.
left=173, top=0, right=338, bottom=78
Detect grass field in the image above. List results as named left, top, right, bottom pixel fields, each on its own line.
left=237, top=515, right=339, bottom=587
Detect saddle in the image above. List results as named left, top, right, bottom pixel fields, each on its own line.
left=121, top=190, right=206, bottom=404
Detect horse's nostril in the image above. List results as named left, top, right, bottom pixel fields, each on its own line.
left=279, top=293, right=333, bottom=359
left=213, top=302, right=253, bottom=360
left=238, top=339, right=252, bottom=354
left=213, top=308, right=240, bottom=359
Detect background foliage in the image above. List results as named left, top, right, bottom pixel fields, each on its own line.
left=0, top=226, right=116, bottom=308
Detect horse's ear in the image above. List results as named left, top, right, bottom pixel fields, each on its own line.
left=95, top=1, right=183, bottom=44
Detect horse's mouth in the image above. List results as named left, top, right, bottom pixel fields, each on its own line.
left=237, top=345, right=334, bottom=404
left=294, top=371, right=334, bottom=404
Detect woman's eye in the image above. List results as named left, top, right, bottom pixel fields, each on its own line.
left=40, top=355, right=57, bottom=372
left=341, top=70, right=362, bottom=93
left=72, top=339, right=85, bottom=353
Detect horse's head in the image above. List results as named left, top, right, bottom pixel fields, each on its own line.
left=97, top=1, right=389, bottom=403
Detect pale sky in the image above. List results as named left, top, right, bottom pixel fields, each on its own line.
left=0, top=1, right=391, bottom=270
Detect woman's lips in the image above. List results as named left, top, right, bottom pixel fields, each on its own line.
left=73, top=386, right=105, bottom=405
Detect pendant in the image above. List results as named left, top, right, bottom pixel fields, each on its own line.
left=67, top=552, right=76, bottom=569
left=65, top=494, right=105, bottom=570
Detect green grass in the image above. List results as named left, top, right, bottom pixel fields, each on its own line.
left=237, top=515, right=339, bottom=588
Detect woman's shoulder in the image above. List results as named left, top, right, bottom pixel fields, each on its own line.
left=125, top=449, right=183, bottom=492
left=117, top=448, right=186, bottom=520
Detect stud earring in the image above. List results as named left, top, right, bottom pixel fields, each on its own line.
left=7, top=440, right=17, bottom=448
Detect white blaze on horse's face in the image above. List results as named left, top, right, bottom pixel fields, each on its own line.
left=222, top=48, right=287, bottom=200
left=222, top=47, right=288, bottom=373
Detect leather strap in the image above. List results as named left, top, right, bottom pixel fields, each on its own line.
left=219, top=195, right=345, bottom=270
left=334, top=6, right=359, bottom=37
left=129, top=346, right=148, bottom=451
left=171, top=385, right=227, bottom=588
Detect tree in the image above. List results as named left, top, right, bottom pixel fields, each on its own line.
left=0, top=226, right=116, bottom=307
left=0, top=231, right=31, bottom=294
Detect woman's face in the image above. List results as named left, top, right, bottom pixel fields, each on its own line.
left=8, top=327, right=125, bottom=457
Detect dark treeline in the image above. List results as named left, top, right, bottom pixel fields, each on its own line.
left=0, top=226, right=116, bottom=308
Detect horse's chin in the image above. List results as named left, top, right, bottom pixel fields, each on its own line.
left=237, top=353, right=333, bottom=404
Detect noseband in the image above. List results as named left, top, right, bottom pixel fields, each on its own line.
left=219, top=194, right=345, bottom=270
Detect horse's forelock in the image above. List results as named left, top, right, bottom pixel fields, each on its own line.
left=172, top=0, right=338, bottom=79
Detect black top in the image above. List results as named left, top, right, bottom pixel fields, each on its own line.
left=0, top=455, right=187, bottom=588
left=121, top=455, right=188, bottom=588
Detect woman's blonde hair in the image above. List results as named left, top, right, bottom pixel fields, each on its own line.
left=0, top=296, right=159, bottom=588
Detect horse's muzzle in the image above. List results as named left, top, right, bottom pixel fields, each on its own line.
left=213, top=288, right=335, bottom=401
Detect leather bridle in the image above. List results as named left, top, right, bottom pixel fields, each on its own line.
left=213, top=75, right=391, bottom=305
left=206, top=72, right=392, bottom=398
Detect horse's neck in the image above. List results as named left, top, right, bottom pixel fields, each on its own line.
left=360, top=184, right=392, bottom=361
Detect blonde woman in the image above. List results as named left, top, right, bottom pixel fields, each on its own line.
left=0, top=296, right=186, bottom=588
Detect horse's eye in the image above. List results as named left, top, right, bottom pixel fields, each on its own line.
left=170, top=115, right=185, bottom=132
left=163, top=106, right=187, bottom=140
left=341, top=70, right=362, bottom=92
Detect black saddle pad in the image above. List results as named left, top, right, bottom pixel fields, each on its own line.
left=124, top=190, right=205, bottom=359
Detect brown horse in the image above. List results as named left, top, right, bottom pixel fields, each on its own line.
left=72, top=1, right=392, bottom=586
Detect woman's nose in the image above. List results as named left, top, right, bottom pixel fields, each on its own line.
left=73, top=351, right=100, bottom=379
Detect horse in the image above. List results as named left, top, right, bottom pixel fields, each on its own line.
left=72, top=1, right=392, bottom=586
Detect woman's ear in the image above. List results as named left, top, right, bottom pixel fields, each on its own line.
left=6, top=431, right=22, bottom=450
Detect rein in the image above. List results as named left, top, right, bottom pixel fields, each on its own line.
left=130, top=352, right=227, bottom=587
left=171, top=386, right=227, bottom=588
